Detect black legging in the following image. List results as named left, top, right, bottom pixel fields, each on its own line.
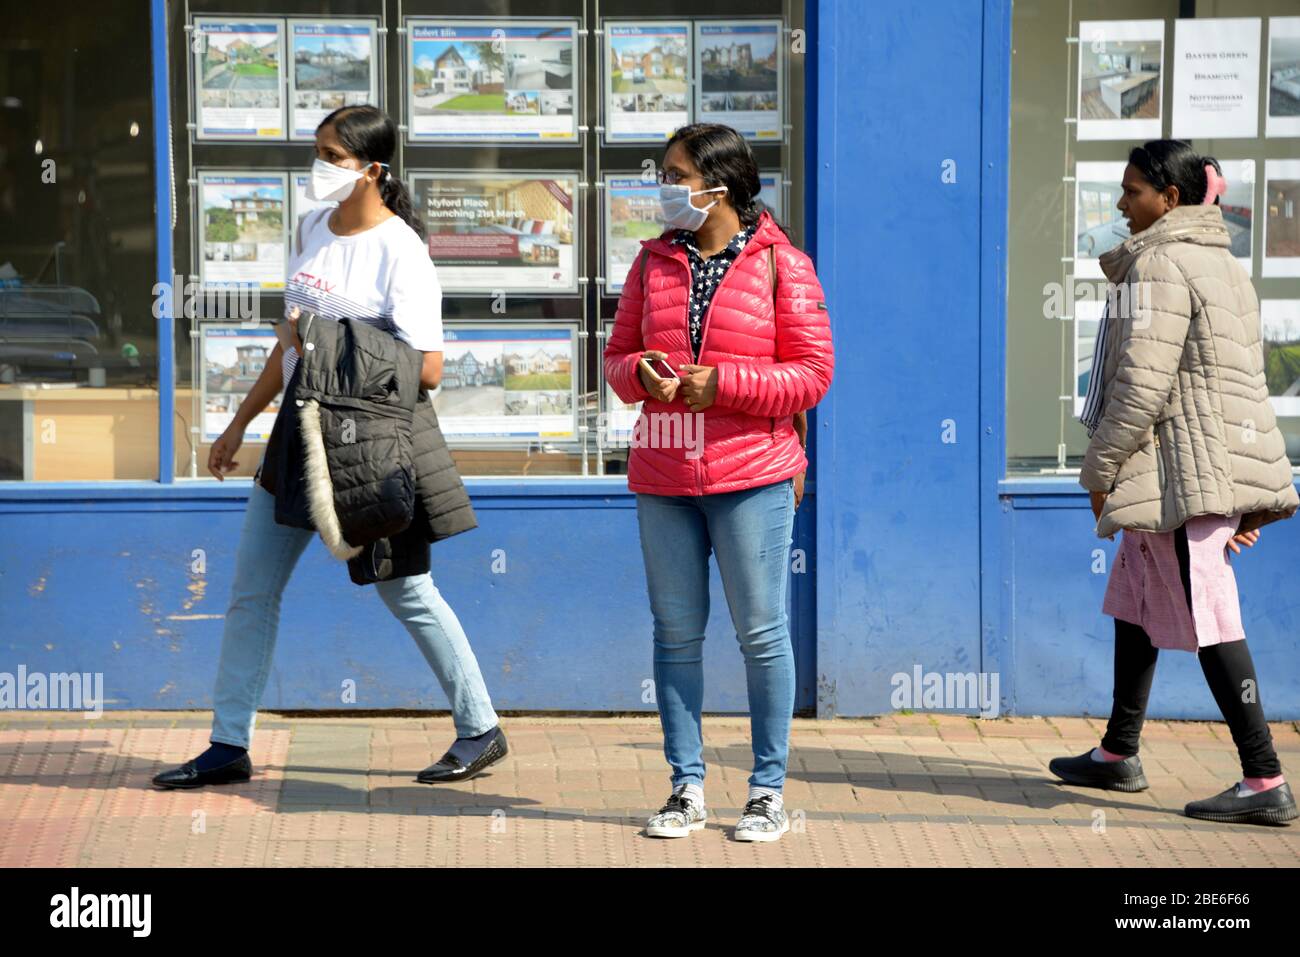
left=1099, top=525, right=1281, bottom=778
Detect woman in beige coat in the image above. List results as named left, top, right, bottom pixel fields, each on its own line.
left=1049, top=139, right=1298, bottom=826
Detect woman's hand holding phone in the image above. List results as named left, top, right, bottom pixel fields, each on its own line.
left=638, top=351, right=679, bottom=403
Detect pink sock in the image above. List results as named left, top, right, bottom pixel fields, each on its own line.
left=1242, top=774, right=1284, bottom=794
left=1094, top=745, right=1128, bottom=762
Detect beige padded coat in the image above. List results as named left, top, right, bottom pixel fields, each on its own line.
left=1080, top=204, right=1298, bottom=539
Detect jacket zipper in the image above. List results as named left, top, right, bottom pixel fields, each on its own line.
left=1155, top=431, right=1167, bottom=494
left=689, top=241, right=768, bottom=493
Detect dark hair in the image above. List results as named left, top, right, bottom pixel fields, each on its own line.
left=1127, top=139, right=1219, bottom=207
left=663, top=123, right=785, bottom=234
left=318, top=105, right=425, bottom=239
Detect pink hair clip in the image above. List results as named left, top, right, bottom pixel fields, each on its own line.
left=1202, top=163, right=1226, bottom=205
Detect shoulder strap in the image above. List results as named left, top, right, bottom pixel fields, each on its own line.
left=638, top=248, right=650, bottom=299
left=767, top=245, right=777, bottom=299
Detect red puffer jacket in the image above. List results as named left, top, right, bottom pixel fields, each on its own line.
left=603, top=210, right=834, bottom=496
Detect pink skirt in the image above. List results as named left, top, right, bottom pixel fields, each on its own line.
left=1102, top=514, right=1246, bottom=653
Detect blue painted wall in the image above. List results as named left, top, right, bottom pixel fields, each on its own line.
left=0, top=482, right=816, bottom=713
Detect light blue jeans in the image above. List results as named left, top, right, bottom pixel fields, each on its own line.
left=636, top=478, right=796, bottom=791
left=210, top=482, right=499, bottom=749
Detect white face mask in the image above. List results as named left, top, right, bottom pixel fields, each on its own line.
left=659, top=184, right=727, bottom=231
left=306, top=157, right=387, bottom=203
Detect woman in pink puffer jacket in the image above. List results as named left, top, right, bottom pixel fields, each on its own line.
left=603, top=124, right=834, bottom=843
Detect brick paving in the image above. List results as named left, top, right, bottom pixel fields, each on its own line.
left=0, top=712, right=1297, bottom=867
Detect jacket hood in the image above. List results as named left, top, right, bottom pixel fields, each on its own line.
left=641, top=208, right=788, bottom=259
left=1100, top=204, right=1230, bottom=283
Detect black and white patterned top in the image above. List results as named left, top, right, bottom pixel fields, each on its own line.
left=672, top=222, right=758, bottom=360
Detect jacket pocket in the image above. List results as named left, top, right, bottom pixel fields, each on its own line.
left=1154, top=424, right=1170, bottom=496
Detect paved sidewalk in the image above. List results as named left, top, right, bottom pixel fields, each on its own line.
left=1, top=712, right=1297, bottom=867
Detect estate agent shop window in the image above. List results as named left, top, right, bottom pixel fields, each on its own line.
left=162, top=0, right=807, bottom=482
left=1007, top=0, right=1300, bottom=477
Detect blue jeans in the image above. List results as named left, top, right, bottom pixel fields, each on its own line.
left=636, top=478, right=796, bottom=791
left=210, top=483, right=499, bottom=748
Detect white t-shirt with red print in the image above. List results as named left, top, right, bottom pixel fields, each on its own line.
left=282, top=207, right=443, bottom=388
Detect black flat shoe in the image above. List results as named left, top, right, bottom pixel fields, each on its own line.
left=1185, top=782, right=1297, bottom=826
left=416, top=728, right=508, bottom=784
left=1048, top=749, right=1148, bottom=792
left=151, top=752, right=252, bottom=790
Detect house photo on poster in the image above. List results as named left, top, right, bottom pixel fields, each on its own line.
left=433, top=324, right=577, bottom=443
left=197, top=171, right=287, bottom=289
left=1170, top=17, right=1260, bottom=140
left=1073, top=161, right=1129, bottom=279
left=288, top=19, right=379, bottom=140
left=406, top=19, right=578, bottom=142
left=200, top=324, right=280, bottom=443
left=1263, top=159, right=1300, bottom=278
left=694, top=20, right=783, bottom=141
left=1266, top=17, right=1300, bottom=138
left=1076, top=20, right=1164, bottom=141
left=1261, top=300, right=1300, bottom=421
left=411, top=172, right=577, bottom=294
left=192, top=17, right=285, bottom=140
left=603, top=21, right=690, bottom=143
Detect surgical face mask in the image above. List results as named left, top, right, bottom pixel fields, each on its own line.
left=659, top=184, right=727, bottom=231
left=306, top=157, right=387, bottom=203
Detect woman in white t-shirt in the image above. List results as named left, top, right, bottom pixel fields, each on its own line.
left=153, top=106, right=507, bottom=791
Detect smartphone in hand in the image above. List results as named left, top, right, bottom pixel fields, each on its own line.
left=639, top=355, right=679, bottom=381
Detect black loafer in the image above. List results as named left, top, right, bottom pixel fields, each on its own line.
left=1185, top=782, right=1297, bottom=826
left=151, top=752, right=253, bottom=790
left=416, top=728, right=508, bottom=784
left=1048, top=748, right=1149, bottom=792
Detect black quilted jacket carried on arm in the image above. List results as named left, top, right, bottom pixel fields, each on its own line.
left=256, top=313, right=477, bottom=585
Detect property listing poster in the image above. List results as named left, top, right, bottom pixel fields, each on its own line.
left=1171, top=18, right=1261, bottom=139
left=694, top=20, right=783, bottom=141
left=1073, top=297, right=1106, bottom=417
left=290, top=172, right=335, bottom=249
left=758, top=171, right=784, bottom=223
left=288, top=20, right=379, bottom=140
left=193, top=18, right=285, bottom=140
left=1076, top=20, right=1164, bottom=141
left=411, top=172, right=578, bottom=294
left=1215, top=159, right=1256, bottom=273
left=1073, top=161, right=1129, bottom=279
left=434, top=324, right=577, bottom=442
left=601, top=320, right=641, bottom=443
left=604, top=173, right=662, bottom=295
left=1263, top=159, right=1300, bottom=278
left=603, top=21, right=690, bottom=143
left=407, top=20, right=579, bottom=142
left=1261, top=301, right=1300, bottom=418
left=198, top=172, right=287, bottom=289
left=200, top=324, right=280, bottom=443
left=1266, top=17, right=1300, bottom=138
